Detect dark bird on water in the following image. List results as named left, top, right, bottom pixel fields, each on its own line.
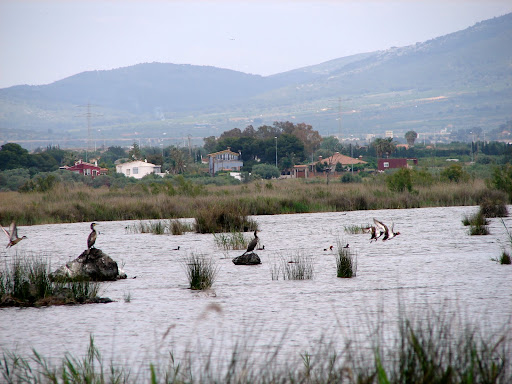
left=87, top=222, right=98, bottom=251
left=243, top=230, right=259, bottom=255
left=1, top=221, right=27, bottom=248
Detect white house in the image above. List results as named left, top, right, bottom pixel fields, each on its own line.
left=116, top=159, right=165, bottom=179
left=207, top=147, right=243, bottom=175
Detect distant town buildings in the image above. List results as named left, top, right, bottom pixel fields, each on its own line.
left=292, top=152, right=367, bottom=179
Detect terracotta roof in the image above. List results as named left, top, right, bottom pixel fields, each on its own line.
left=317, top=153, right=367, bottom=165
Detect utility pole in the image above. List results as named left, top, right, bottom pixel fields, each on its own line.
left=337, top=97, right=342, bottom=140
left=76, top=103, right=102, bottom=162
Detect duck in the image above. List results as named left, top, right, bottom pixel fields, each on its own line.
left=372, top=218, right=400, bottom=241
left=172, top=246, right=180, bottom=251
left=323, top=245, right=334, bottom=251
left=1, top=221, right=27, bottom=248
left=256, top=245, right=265, bottom=250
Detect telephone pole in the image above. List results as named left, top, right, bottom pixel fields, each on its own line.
left=76, top=103, right=102, bottom=162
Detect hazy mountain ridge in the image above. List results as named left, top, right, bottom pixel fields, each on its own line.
left=1, top=12, right=511, bottom=144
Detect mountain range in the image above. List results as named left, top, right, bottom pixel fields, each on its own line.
left=1, top=12, right=511, bottom=148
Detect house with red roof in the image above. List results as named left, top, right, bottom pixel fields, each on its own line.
left=61, top=159, right=108, bottom=179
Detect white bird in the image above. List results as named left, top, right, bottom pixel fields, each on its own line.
left=1, top=221, right=27, bottom=248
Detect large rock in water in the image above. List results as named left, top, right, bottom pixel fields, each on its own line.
left=50, top=248, right=127, bottom=281
left=232, top=252, right=261, bottom=265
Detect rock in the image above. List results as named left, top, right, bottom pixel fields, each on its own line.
left=50, top=248, right=127, bottom=282
left=232, top=252, right=261, bottom=265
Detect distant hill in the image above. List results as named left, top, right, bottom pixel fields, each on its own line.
left=1, top=12, right=511, bottom=147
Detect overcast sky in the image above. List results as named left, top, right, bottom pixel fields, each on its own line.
left=1, top=0, right=511, bottom=89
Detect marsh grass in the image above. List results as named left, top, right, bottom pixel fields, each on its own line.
left=0, top=179, right=492, bottom=226
left=1, top=309, right=510, bottom=383
left=126, top=220, right=167, bottom=235
left=344, top=224, right=370, bottom=234
left=0, top=255, right=101, bottom=306
left=169, top=219, right=192, bottom=235
left=271, top=252, right=314, bottom=280
left=336, top=241, right=357, bottom=278
left=214, top=231, right=250, bottom=251
left=193, top=204, right=258, bottom=233
left=184, top=253, right=218, bottom=290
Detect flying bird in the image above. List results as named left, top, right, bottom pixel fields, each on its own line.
left=1, top=221, right=27, bottom=248
left=372, top=218, right=400, bottom=241
left=87, top=222, right=98, bottom=251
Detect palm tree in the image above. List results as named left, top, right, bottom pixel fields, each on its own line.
left=372, top=138, right=396, bottom=158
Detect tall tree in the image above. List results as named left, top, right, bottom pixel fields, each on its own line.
left=373, top=138, right=396, bottom=158
left=405, top=131, right=418, bottom=146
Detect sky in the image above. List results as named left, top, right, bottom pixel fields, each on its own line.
left=1, top=0, right=512, bottom=89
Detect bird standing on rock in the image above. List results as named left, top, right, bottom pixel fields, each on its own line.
left=1, top=221, right=27, bottom=248
left=243, top=230, right=259, bottom=255
left=87, top=223, right=98, bottom=252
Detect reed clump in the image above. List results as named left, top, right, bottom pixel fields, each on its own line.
left=0, top=255, right=104, bottom=307
left=344, top=224, right=370, bottom=234
left=214, top=231, right=250, bottom=251
left=336, top=241, right=357, bottom=278
left=193, top=204, right=258, bottom=234
left=270, top=252, right=314, bottom=280
left=169, top=219, right=193, bottom=235
left=184, top=253, right=218, bottom=290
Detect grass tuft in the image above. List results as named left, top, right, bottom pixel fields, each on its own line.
left=214, top=231, right=250, bottom=251
left=184, top=253, right=218, bottom=290
left=271, top=252, right=314, bottom=280
left=0, top=255, right=103, bottom=307
left=336, top=241, right=357, bottom=278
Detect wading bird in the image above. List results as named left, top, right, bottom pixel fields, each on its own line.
left=87, top=223, right=98, bottom=251
left=243, top=230, right=259, bottom=255
left=1, top=221, right=27, bottom=248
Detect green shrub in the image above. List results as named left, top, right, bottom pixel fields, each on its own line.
left=441, top=163, right=469, bottom=183
left=252, top=164, right=280, bottom=179
left=387, top=168, right=413, bottom=192
left=487, top=164, right=512, bottom=202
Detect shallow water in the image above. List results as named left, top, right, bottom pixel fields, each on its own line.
left=1, top=206, right=511, bottom=373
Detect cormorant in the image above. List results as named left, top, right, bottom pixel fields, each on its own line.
left=1, top=221, right=27, bottom=248
left=244, top=230, right=259, bottom=255
left=87, top=223, right=98, bottom=251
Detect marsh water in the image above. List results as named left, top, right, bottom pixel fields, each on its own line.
left=1, top=205, right=511, bottom=374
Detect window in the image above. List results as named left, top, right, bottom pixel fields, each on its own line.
left=127, top=169, right=131, bottom=175
left=133, top=167, right=139, bottom=174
